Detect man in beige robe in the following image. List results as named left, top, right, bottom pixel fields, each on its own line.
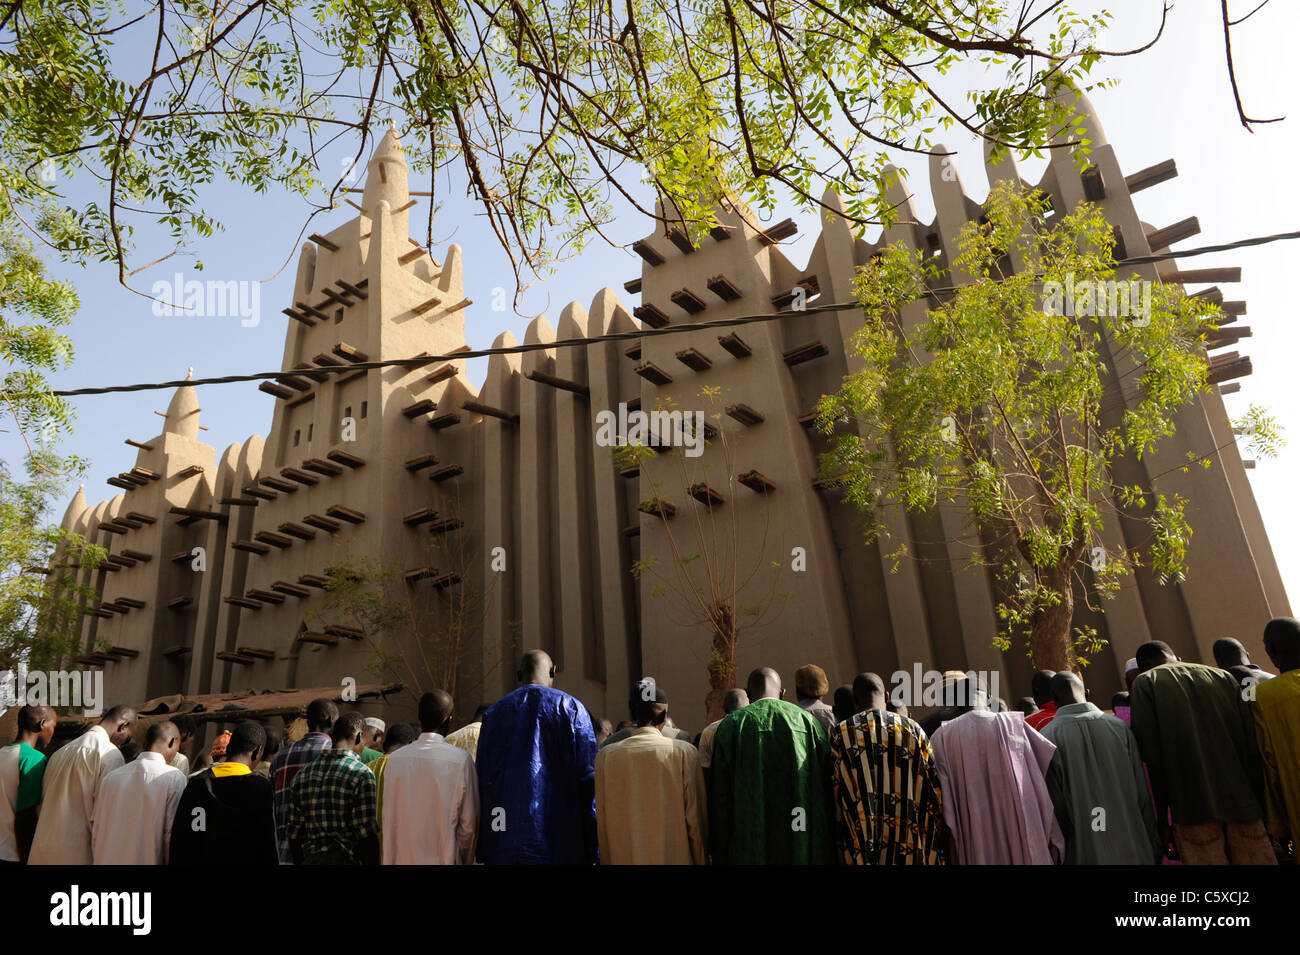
left=29, top=706, right=136, bottom=865
left=595, top=684, right=707, bottom=865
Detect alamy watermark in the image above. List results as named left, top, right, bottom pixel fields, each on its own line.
left=889, top=664, right=999, bottom=710
left=50, top=885, right=151, bottom=935
left=1043, top=272, right=1152, bottom=326
left=594, top=402, right=706, bottom=458
left=0, top=664, right=104, bottom=717
left=151, top=272, right=262, bottom=327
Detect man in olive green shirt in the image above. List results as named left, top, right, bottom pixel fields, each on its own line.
left=1130, top=640, right=1273, bottom=865
left=1254, top=617, right=1300, bottom=861
left=709, top=666, right=833, bottom=865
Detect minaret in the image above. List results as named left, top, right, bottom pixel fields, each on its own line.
left=60, top=483, right=88, bottom=532
left=1052, top=80, right=1109, bottom=151
left=92, top=366, right=218, bottom=702
left=38, top=483, right=90, bottom=667
left=230, top=122, right=476, bottom=702
left=361, top=125, right=412, bottom=240
left=164, top=368, right=202, bottom=440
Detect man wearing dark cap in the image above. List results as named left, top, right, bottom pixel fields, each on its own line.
left=476, top=650, right=598, bottom=864
left=1130, top=640, right=1273, bottom=865
left=170, top=721, right=277, bottom=865
left=794, top=664, right=837, bottom=737
left=601, top=679, right=694, bottom=748
left=1253, top=617, right=1300, bottom=860
left=595, top=682, right=707, bottom=864
left=710, top=666, right=833, bottom=864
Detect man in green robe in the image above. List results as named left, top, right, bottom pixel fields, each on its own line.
left=1130, top=640, right=1273, bottom=865
left=709, top=666, right=833, bottom=864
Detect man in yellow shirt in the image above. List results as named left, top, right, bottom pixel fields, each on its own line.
left=1254, top=616, right=1300, bottom=863
left=445, top=705, right=488, bottom=760
left=368, top=722, right=415, bottom=832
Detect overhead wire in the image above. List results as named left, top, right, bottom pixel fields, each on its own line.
left=36, top=227, right=1300, bottom=399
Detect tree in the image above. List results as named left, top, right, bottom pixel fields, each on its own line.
left=1218, top=0, right=1285, bottom=130
left=0, top=4, right=1160, bottom=680
left=0, top=183, right=88, bottom=688
left=0, top=0, right=1135, bottom=301
left=0, top=22, right=91, bottom=690
left=817, top=180, right=1280, bottom=672
left=621, top=387, right=790, bottom=722
left=0, top=451, right=106, bottom=692
left=309, top=499, right=498, bottom=704
left=0, top=228, right=77, bottom=443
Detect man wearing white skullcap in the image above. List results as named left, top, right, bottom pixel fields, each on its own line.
left=361, top=718, right=386, bottom=765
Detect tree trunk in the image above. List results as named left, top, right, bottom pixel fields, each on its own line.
left=1029, top=562, right=1074, bottom=672
left=704, top=604, right=737, bottom=724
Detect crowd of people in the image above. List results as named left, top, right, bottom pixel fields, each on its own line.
left=1, top=616, right=1297, bottom=866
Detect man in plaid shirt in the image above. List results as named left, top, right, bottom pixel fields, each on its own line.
left=287, top=711, right=379, bottom=865
left=270, top=698, right=337, bottom=864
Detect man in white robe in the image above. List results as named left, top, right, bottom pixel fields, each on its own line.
left=382, top=690, right=478, bottom=864
left=92, top=721, right=187, bottom=865
left=29, top=706, right=135, bottom=865
left=698, top=689, right=747, bottom=769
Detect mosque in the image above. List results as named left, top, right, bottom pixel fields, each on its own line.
left=44, top=90, right=1288, bottom=731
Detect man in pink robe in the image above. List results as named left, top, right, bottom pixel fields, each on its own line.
left=929, top=679, right=1064, bottom=865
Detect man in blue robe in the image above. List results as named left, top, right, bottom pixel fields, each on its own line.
left=476, top=650, right=598, bottom=864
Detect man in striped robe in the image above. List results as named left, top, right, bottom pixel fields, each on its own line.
left=830, top=673, right=946, bottom=864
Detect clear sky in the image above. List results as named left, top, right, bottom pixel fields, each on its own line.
left=9, top=1, right=1297, bottom=604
